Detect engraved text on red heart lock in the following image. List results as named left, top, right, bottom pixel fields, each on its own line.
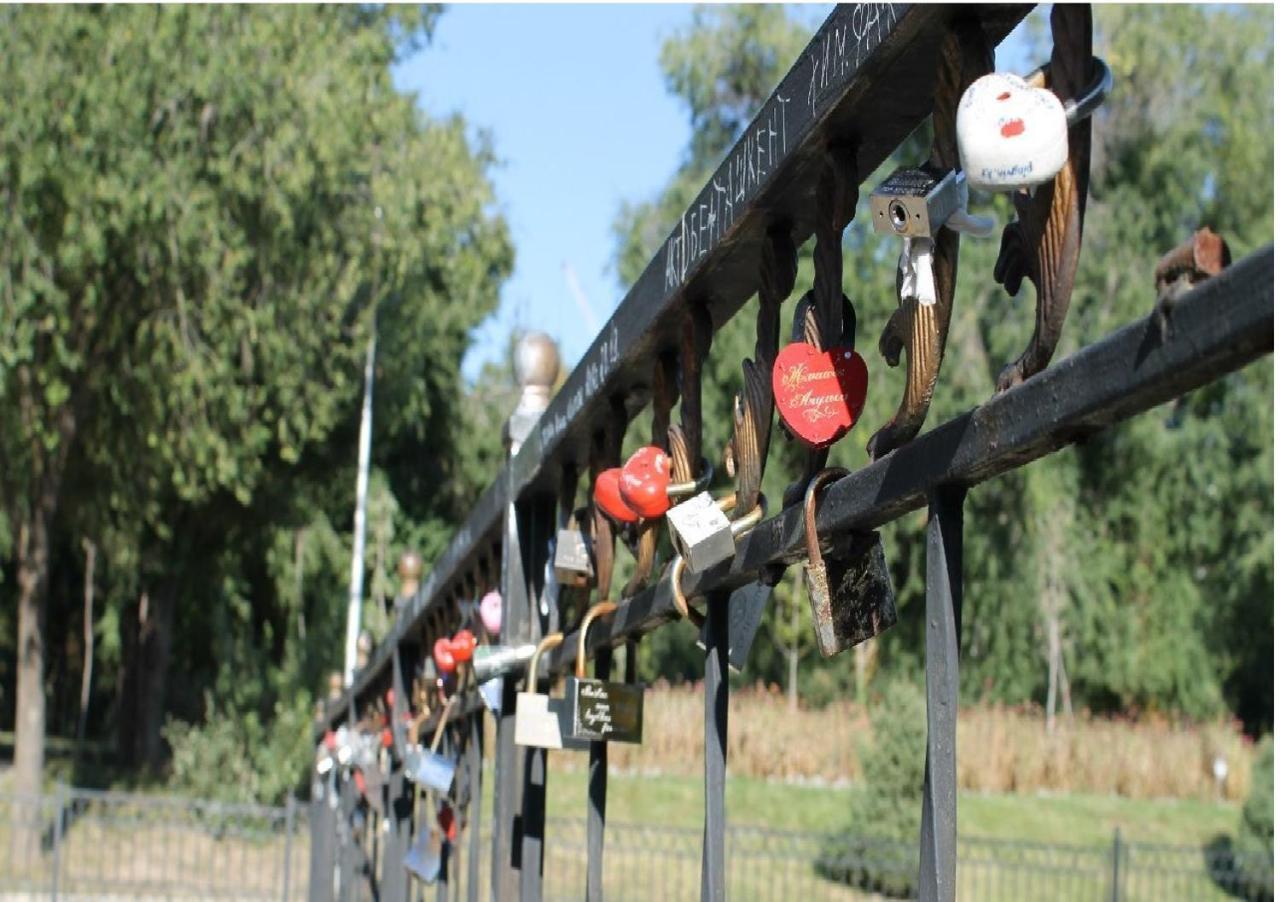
left=593, top=467, right=640, bottom=523
left=619, top=446, right=672, bottom=518
left=772, top=342, right=869, bottom=448
left=433, top=637, right=457, bottom=674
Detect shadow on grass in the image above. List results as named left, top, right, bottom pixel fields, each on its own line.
left=1203, top=834, right=1273, bottom=901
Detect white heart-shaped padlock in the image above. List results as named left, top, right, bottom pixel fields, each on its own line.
left=957, top=72, right=1069, bottom=192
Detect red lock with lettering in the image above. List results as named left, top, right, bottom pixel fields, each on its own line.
left=772, top=343, right=868, bottom=449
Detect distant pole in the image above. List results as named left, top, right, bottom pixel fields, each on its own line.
left=344, top=318, right=377, bottom=687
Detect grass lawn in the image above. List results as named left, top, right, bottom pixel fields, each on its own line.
left=533, top=765, right=1241, bottom=847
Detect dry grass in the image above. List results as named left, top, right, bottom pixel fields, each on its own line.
left=537, top=684, right=1257, bottom=803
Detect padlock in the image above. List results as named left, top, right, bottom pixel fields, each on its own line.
left=472, top=643, right=536, bottom=684
left=404, top=693, right=458, bottom=793
left=666, top=492, right=736, bottom=574
left=514, top=632, right=589, bottom=751
left=553, top=511, right=595, bottom=587
left=870, top=166, right=966, bottom=238
left=404, top=822, right=442, bottom=883
left=802, top=469, right=897, bottom=658
left=564, top=602, right=643, bottom=744
left=479, top=589, right=503, bottom=636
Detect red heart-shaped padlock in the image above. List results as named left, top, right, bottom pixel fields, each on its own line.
left=381, top=727, right=393, bottom=749
left=384, top=689, right=395, bottom=708
left=438, top=805, right=457, bottom=843
left=619, top=446, right=672, bottom=518
left=433, top=637, right=457, bottom=674
left=772, top=343, right=869, bottom=448
left=450, top=629, right=476, bottom=664
left=323, top=730, right=337, bottom=751
left=594, top=467, right=640, bottom=523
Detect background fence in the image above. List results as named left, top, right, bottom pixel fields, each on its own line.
left=0, top=789, right=1268, bottom=900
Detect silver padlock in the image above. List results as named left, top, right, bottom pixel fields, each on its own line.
left=871, top=166, right=964, bottom=238
left=666, top=492, right=736, bottom=574
left=564, top=602, right=643, bottom=744
left=553, top=511, right=594, bottom=587
left=404, top=695, right=457, bottom=793
left=514, top=632, right=589, bottom=751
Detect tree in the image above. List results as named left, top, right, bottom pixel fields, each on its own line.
left=0, top=3, right=512, bottom=813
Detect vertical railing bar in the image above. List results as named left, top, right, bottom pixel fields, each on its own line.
left=51, top=783, right=65, bottom=900
left=917, top=484, right=965, bottom=901
left=585, top=643, right=611, bottom=901
left=283, top=794, right=296, bottom=901
left=467, top=710, right=483, bottom=902
left=701, top=591, right=730, bottom=902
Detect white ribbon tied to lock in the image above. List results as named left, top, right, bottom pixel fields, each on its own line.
left=897, top=177, right=993, bottom=307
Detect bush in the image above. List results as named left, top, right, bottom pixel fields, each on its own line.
left=1235, top=735, right=1273, bottom=898
left=816, top=679, right=925, bottom=898
left=164, top=692, right=313, bottom=805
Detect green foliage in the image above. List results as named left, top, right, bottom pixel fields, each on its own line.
left=1236, top=735, right=1274, bottom=893
left=817, top=680, right=925, bottom=897
left=164, top=692, right=313, bottom=805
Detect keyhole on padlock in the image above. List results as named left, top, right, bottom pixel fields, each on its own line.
left=889, top=199, right=911, bottom=234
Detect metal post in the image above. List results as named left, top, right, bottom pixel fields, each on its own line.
left=493, top=333, right=559, bottom=902
left=1110, top=828, right=1123, bottom=902
left=51, top=783, right=66, bottom=900
left=308, top=776, right=338, bottom=902
left=382, top=642, right=415, bottom=902
left=586, top=646, right=611, bottom=901
left=918, top=484, right=965, bottom=902
left=283, top=794, right=297, bottom=901
left=701, top=593, right=730, bottom=902
left=338, top=776, right=359, bottom=902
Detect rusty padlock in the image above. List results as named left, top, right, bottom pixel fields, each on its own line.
left=553, top=509, right=595, bottom=588
left=803, top=469, right=897, bottom=657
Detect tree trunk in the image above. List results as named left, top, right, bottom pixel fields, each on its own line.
left=117, top=581, right=178, bottom=771
left=12, top=510, right=50, bottom=863
left=77, top=538, right=96, bottom=747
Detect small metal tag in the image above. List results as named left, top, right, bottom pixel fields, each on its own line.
left=566, top=677, right=644, bottom=744
left=697, top=580, right=772, bottom=673
left=404, top=829, right=441, bottom=883
left=807, top=530, right=897, bottom=657
left=406, top=747, right=456, bottom=793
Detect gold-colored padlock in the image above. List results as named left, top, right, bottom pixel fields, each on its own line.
left=803, top=469, right=897, bottom=657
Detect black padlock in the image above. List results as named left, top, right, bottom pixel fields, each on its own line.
left=803, top=469, right=897, bottom=657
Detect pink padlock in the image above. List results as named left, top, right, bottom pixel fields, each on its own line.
left=480, top=590, right=502, bottom=637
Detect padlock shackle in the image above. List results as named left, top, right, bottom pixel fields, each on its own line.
left=427, top=694, right=456, bottom=755
left=804, top=468, right=850, bottom=567
left=1022, top=55, right=1112, bottom=128
left=525, top=632, right=565, bottom=695
left=667, top=556, right=707, bottom=628
left=575, top=600, right=619, bottom=679
left=667, top=457, right=714, bottom=499
left=730, top=501, right=765, bottom=538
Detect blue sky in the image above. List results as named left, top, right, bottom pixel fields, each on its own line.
left=393, top=4, right=1038, bottom=382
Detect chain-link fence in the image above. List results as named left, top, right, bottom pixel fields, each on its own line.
left=0, top=789, right=1270, bottom=900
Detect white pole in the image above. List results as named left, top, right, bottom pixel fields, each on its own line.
left=344, top=320, right=377, bottom=687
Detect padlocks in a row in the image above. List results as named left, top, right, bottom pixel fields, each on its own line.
left=553, top=510, right=594, bottom=587
left=514, top=632, right=589, bottom=751
left=563, top=602, right=643, bottom=744
left=803, top=469, right=897, bottom=657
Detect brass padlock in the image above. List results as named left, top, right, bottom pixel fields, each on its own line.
left=514, top=632, right=588, bottom=751
left=803, top=469, right=897, bottom=657
left=553, top=510, right=595, bottom=587
left=564, top=602, right=643, bottom=744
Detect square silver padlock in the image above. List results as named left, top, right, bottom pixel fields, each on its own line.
left=870, top=167, right=963, bottom=238
left=553, top=516, right=594, bottom=587
left=666, top=491, right=736, bottom=574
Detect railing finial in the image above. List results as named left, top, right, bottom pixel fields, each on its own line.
left=506, top=331, right=560, bottom=454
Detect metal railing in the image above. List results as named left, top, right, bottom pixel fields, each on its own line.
left=0, top=787, right=307, bottom=899
left=4, top=790, right=1268, bottom=901
left=305, top=3, right=1275, bottom=901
